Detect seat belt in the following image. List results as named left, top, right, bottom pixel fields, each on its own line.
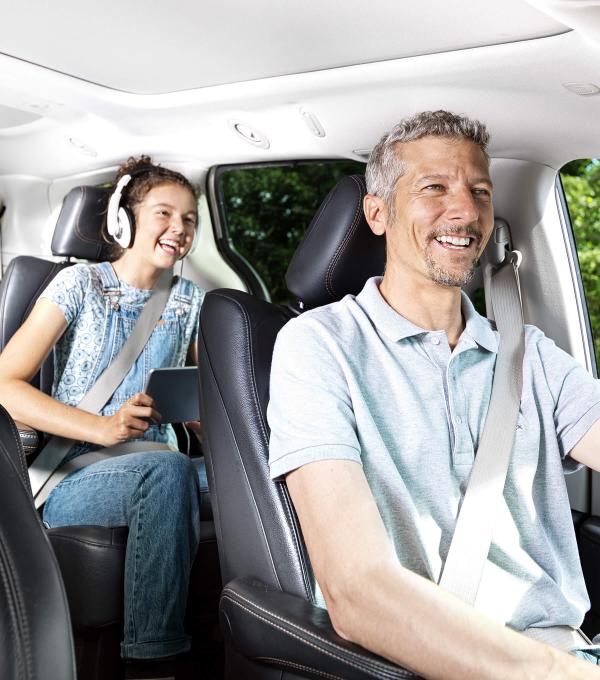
left=29, top=267, right=173, bottom=509
left=438, top=251, right=524, bottom=603
left=439, top=252, right=592, bottom=652
left=523, top=626, right=592, bottom=652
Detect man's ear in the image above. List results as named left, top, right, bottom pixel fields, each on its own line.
left=363, top=194, right=388, bottom=236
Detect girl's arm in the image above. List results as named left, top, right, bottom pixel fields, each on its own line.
left=0, top=298, right=159, bottom=446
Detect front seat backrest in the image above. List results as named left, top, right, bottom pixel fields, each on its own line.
left=200, top=175, right=385, bottom=597
left=199, top=175, right=422, bottom=679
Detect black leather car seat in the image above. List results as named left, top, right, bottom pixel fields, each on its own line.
left=0, top=185, right=128, bottom=680
left=198, top=174, right=420, bottom=679
left=0, top=402, right=76, bottom=680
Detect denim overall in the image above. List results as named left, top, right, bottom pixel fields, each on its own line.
left=43, top=262, right=206, bottom=660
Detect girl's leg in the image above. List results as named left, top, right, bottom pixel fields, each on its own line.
left=43, top=450, right=201, bottom=660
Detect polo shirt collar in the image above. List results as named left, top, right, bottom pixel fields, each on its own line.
left=356, top=277, right=498, bottom=353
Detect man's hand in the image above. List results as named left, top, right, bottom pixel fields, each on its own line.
left=184, top=420, right=202, bottom=442
left=97, top=392, right=161, bottom=447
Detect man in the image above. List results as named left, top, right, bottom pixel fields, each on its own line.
left=267, top=110, right=600, bottom=679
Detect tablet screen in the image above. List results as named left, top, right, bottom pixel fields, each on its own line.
left=143, top=366, right=200, bottom=423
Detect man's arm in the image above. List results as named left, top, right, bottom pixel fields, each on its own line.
left=286, top=458, right=599, bottom=680
left=569, top=418, right=600, bottom=470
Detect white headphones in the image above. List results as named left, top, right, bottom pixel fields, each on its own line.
left=107, top=172, right=199, bottom=255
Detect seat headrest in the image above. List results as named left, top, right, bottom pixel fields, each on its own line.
left=50, top=186, right=114, bottom=261
left=285, top=175, right=385, bottom=308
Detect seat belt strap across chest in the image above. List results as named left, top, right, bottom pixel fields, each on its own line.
left=28, top=267, right=173, bottom=508
left=438, top=252, right=524, bottom=605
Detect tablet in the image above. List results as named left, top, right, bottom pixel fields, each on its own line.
left=143, top=366, right=200, bottom=423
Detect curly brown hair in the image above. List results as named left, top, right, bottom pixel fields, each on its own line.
left=103, top=155, right=198, bottom=258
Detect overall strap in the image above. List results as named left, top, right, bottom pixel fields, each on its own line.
left=95, top=261, right=121, bottom=294
left=29, top=268, right=174, bottom=508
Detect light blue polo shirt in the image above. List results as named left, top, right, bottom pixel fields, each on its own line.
left=268, top=276, right=600, bottom=630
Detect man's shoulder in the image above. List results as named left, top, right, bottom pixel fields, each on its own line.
left=278, top=294, right=364, bottom=344
left=522, top=323, right=561, bottom=355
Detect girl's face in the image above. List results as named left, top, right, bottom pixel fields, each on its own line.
left=132, top=182, right=197, bottom=267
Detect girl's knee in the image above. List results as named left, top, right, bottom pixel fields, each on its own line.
left=149, top=451, right=196, bottom=486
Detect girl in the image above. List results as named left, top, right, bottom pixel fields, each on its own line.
left=0, top=156, right=206, bottom=678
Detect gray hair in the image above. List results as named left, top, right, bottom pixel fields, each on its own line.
left=365, top=110, right=490, bottom=220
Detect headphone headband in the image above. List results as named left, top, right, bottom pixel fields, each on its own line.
left=107, top=167, right=198, bottom=255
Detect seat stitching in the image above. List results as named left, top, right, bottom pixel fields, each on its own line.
left=200, top=310, right=282, bottom=589
left=279, top=486, right=314, bottom=600
left=221, top=593, right=414, bottom=679
left=0, top=543, right=26, bottom=676
left=210, top=292, right=270, bottom=445
left=0, top=263, right=13, bottom=348
left=0, top=425, right=30, bottom=496
left=256, top=656, right=346, bottom=679
left=292, top=189, right=337, bottom=259
left=48, top=534, right=126, bottom=550
left=0, top=526, right=34, bottom=676
left=204, top=293, right=317, bottom=596
left=325, top=176, right=364, bottom=299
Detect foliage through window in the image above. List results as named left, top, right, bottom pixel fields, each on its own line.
left=561, top=159, right=600, bottom=364
left=218, top=161, right=364, bottom=304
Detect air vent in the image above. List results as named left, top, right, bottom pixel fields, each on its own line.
left=229, top=120, right=269, bottom=149
left=562, top=82, right=600, bottom=96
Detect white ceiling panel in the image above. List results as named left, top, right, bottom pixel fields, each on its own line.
left=0, top=0, right=566, bottom=94
left=0, top=104, right=41, bottom=129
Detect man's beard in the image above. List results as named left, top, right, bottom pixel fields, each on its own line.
left=424, top=252, right=477, bottom=287
left=423, top=225, right=481, bottom=287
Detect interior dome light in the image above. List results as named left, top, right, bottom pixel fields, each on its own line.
left=300, top=107, right=326, bottom=138
left=66, top=136, right=98, bottom=157
left=562, top=82, right=600, bottom=96
left=229, top=120, right=270, bottom=149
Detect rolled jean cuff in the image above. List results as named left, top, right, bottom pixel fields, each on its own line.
left=121, top=634, right=191, bottom=660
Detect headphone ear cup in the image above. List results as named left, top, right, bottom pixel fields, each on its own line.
left=113, top=206, right=133, bottom=248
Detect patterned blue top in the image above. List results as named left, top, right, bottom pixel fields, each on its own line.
left=40, top=262, right=204, bottom=452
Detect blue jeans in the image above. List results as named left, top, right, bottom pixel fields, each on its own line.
left=43, top=451, right=207, bottom=660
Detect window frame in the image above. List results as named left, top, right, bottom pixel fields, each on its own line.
left=555, top=173, right=598, bottom=379
left=555, top=171, right=599, bottom=515
left=206, top=159, right=365, bottom=303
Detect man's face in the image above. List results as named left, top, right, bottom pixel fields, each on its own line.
left=386, top=135, right=494, bottom=288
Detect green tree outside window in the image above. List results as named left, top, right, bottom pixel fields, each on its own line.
left=561, top=159, right=600, bottom=364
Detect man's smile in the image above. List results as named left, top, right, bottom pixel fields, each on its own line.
left=427, top=226, right=482, bottom=256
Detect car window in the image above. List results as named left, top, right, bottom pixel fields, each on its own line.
left=216, top=161, right=364, bottom=304
left=560, top=159, right=600, bottom=367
